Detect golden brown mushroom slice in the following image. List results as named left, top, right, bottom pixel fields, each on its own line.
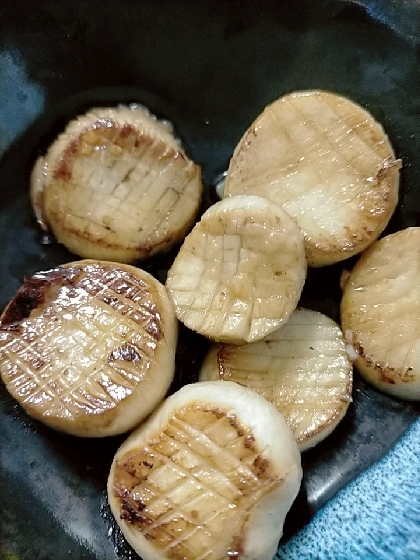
left=165, top=195, right=307, bottom=345
left=0, top=259, right=178, bottom=436
left=341, top=227, right=420, bottom=401
left=108, top=380, right=302, bottom=560
left=200, top=308, right=353, bottom=451
left=31, top=106, right=202, bottom=263
left=224, top=90, right=401, bottom=267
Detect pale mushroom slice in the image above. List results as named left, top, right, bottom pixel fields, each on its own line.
left=200, top=308, right=353, bottom=451
left=107, top=380, right=302, bottom=560
left=0, top=259, right=178, bottom=436
left=341, top=227, right=420, bottom=401
left=224, top=90, right=401, bottom=267
left=165, top=195, right=307, bottom=345
left=30, top=105, right=202, bottom=263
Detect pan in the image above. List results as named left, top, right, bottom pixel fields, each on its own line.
left=1, top=1, right=420, bottom=558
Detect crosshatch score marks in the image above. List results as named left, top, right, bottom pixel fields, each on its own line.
left=225, top=90, right=401, bottom=266
left=31, top=106, right=202, bottom=263
left=113, top=405, right=281, bottom=560
left=0, top=262, right=165, bottom=430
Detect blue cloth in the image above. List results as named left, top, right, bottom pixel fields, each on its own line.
left=277, top=419, right=420, bottom=560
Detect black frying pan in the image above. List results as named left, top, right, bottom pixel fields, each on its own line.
left=1, top=1, right=420, bottom=558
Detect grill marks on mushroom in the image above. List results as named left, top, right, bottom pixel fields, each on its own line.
left=108, top=381, right=302, bottom=560
left=31, top=106, right=203, bottom=263
left=0, top=260, right=178, bottom=436
left=200, top=308, right=353, bottom=451
left=165, top=195, right=306, bottom=345
left=224, top=90, right=401, bottom=267
left=341, top=227, right=420, bottom=401
left=113, top=408, right=276, bottom=558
